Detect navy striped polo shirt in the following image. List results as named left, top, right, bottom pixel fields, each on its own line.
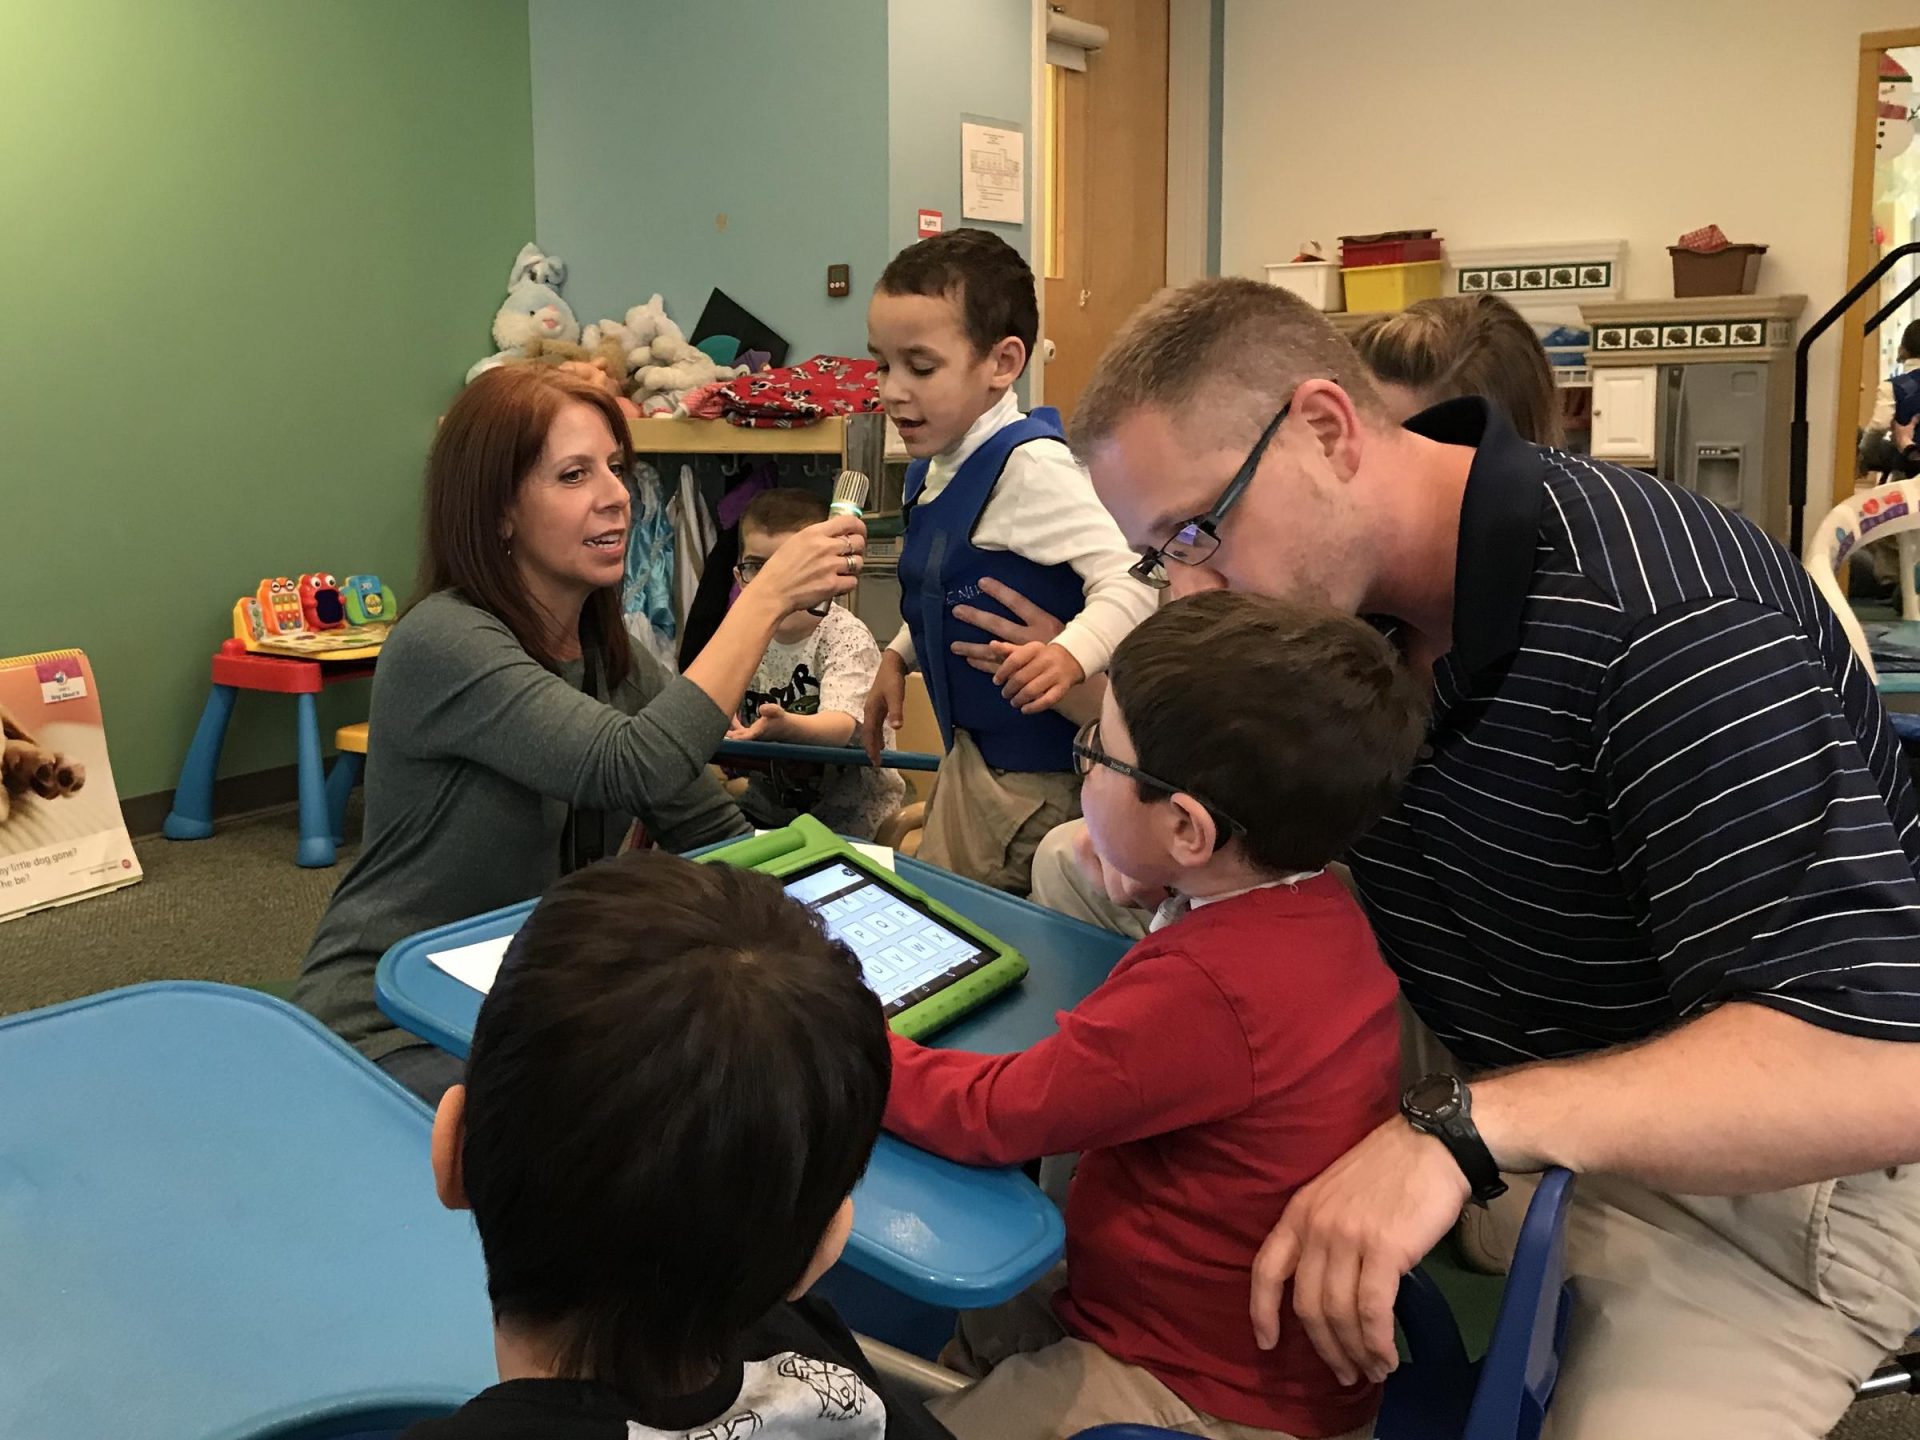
left=1349, top=399, right=1920, bottom=1068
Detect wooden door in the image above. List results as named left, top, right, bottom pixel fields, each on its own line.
left=1042, top=0, right=1169, bottom=425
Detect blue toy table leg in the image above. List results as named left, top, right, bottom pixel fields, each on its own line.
left=325, top=751, right=364, bottom=846
left=295, top=693, right=337, bottom=869
left=162, top=684, right=238, bottom=841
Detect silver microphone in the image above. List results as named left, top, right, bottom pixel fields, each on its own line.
left=810, top=470, right=871, bottom=616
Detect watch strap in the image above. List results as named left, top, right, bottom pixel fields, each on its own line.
left=1402, top=1077, right=1508, bottom=1207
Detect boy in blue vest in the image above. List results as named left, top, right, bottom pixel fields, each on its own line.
left=862, top=229, right=1156, bottom=894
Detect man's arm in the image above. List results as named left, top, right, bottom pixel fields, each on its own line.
left=1475, top=1001, right=1920, bottom=1192
left=991, top=442, right=1158, bottom=680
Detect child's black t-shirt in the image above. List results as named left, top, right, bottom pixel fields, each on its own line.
left=402, top=1297, right=953, bottom=1440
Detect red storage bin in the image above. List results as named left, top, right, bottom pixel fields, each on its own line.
left=1340, top=231, right=1444, bottom=268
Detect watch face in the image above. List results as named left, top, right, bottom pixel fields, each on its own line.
left=1407, top=1073, right=1461, bottom=1119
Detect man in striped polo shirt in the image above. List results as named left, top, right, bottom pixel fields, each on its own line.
left=1066, top=278, right=1920, bottom=1438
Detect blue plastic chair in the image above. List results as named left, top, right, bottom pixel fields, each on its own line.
left=1073, top=1167, right=1577, bottom=1440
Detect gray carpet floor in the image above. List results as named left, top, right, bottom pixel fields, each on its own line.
left=0, top=800, right=353, bottom=1015
left=0, top=799, right=1913, bottom=1437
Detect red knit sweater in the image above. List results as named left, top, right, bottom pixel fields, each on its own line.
left=884, top=876, right=1400, bottom=1437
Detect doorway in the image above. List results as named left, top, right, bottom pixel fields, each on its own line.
left=1835, top=27, right=1920, bottom=503
left=1039, top=0, right=1170, bottom=423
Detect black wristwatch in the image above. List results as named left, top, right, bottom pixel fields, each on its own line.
left=1401, top=1073, right=1507, bottom=1207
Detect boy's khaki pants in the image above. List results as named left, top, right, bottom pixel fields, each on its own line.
left=928, top=1267, right=1373, bottom=1440
left=917, top=730, right=1080, bottom=897
left=1029, top=816, right=1152, bottom=936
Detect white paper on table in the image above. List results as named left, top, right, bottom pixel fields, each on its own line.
left=851, top=841, right=897, bottom=872
left=427, top=935, right=512, bottom=995
left=961, top=120, right=1024, bottom=224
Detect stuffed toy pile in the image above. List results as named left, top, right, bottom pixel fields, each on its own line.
left=468, top=243, right=745, bottom=417
left=583, top=293, right=746, bottom=416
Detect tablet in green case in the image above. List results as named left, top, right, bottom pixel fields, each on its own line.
left=698, top=815, right=1028, bottom=1039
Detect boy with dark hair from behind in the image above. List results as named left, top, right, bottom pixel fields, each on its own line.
left=887, top=591, right=1427, bottom=1440
left=406, top=851, right=951, bottom=1440
left=863, top=227, right=1156, bottom=895
left=730, top=486, right=906, bottom=839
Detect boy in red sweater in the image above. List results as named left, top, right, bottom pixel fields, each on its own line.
left=886, top=591, right=1427, bottom=1440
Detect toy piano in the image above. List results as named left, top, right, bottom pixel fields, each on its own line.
left=232, top=574, right=397, bottom=660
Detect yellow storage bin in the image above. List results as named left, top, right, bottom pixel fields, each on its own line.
left=1342, top=260, right=1444, bottom=314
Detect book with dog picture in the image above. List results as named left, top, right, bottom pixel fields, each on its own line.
left=0, top=650, right=140, bottom=922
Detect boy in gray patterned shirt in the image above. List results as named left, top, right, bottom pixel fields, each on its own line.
left=728, top=489, right=905, bottom=838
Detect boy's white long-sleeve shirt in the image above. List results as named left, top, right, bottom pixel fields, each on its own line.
left=886, top=390, right=1158, bottom=676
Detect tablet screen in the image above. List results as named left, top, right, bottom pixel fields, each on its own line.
left=783, top=860, right=998, bottom=1016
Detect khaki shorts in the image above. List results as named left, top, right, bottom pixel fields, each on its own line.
left=930, top=1267, right=1374, bottom=1440
left=1028, top=816, right=1152, bottom=938
left=1404, top=1010, right=1920, bottom=1438
left=916, top=729, right=1081, bottom=896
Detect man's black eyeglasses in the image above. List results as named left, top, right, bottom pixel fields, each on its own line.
left=1071, top=720, right=1247, bottom=843
left=1128, top=399, right=1291, bottom=589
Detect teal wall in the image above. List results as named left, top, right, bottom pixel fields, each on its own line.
left=528, top=0, right=891, bottom=360
left=885, top=0, right=1035, bottom=262
left=0, top=0, right=534, bottom=800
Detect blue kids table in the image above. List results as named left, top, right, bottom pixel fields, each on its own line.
left=376, top=853, right=1131, bottom=1313
left=0, top=983, right=496, bottom=1440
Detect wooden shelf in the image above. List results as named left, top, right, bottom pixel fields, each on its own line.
left=628, top=415, right=845, bottom=454
left=1578, top=294, right=1807, bottom=325
left=1580, top=294, right=1806, bottom=367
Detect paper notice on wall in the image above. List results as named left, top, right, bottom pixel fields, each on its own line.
left=961, top=120, right=1024, bottom=225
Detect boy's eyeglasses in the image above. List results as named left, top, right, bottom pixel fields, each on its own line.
left=1071, top=720, right=1247, bottom=843
left=734, top=559, right=768, bottom=581
left=1128, top=398, right=1292, bottom=590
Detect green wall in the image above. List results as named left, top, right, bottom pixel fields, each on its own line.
left=0, top=0, right=534, bottom=799
left=528, top=0, right=891, bottom=360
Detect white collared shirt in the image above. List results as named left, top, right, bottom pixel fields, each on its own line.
left=1148, top=871, right=1327, bottom=933
left=887, top=389, right=1158, bottom=677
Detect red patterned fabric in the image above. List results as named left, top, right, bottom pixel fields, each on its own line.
left=717, top=355, right=882, bottom=429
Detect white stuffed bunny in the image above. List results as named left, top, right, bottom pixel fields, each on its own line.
left=466, top=243, right=581, bottom=382
left=620, top=294, right=682, bottom=360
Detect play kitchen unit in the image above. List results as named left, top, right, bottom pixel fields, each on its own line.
left=1581, top=293, right=1806, bottom=544
left=1281, top=224, right=1807, bottom=547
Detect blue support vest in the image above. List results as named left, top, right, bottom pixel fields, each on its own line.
left=899, top=407, right=1084, bottom=773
